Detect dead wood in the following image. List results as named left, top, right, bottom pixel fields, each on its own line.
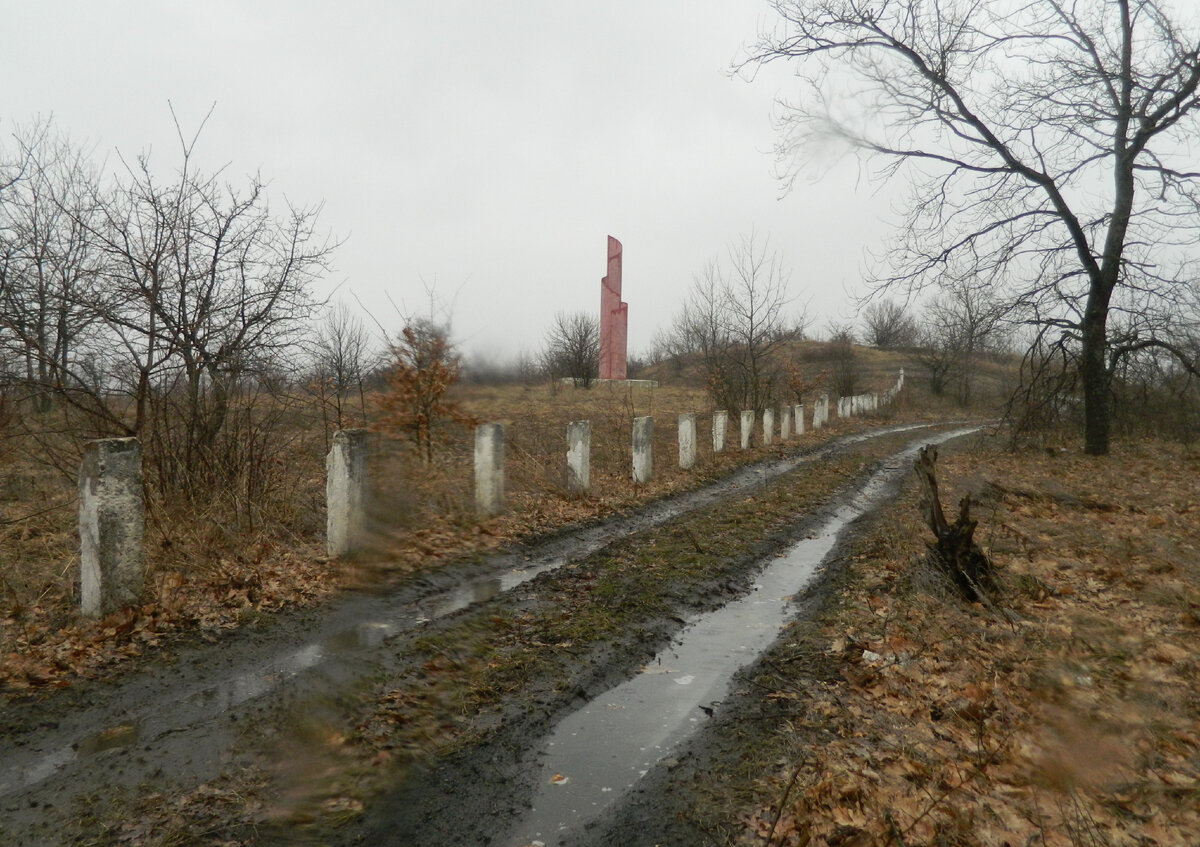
left=913, top=445, right=995, bottom=602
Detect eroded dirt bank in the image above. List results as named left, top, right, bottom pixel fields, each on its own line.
left=0, top=422, right=976, bottom=846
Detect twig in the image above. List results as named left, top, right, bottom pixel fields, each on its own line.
left=764, top=758, right=807, bottom=846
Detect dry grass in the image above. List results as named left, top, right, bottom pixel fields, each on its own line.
left=0, top=368, right=918, bottom=693
left=739, top=437, right=1200, bottom=846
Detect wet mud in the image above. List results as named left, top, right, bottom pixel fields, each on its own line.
left=0, top=422, right=979, bottom=846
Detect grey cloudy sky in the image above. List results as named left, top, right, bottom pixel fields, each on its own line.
left=3, top=1, right=896, bottom=360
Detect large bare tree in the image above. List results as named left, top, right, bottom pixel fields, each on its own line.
left=667, top=233, right=798, bottom=412
left=0, top=112, right=337, bottom=503
left=744, top=0, right=1200, bottom=454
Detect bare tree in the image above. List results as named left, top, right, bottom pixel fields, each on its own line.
left=917, top=283, right=1009, bottom=405
left=40, top=111, right=337, bottom=502
left=861, top=299, right=917, bottom=349
left=824, top=321, right=860, bottom=396
left=314, top=302, right=375, bottom=434
left=744, top=0, right=1200, bottom=454
left=0, top=120, right=103, bottom=412
left=667, top=233, right=796, bottom=412
left=540, top=311, right=600, bottom=387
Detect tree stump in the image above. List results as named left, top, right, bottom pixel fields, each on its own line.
left=913, top=445, right=995, bottom=602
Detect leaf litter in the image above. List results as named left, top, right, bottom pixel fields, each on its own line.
left=736, top=438, right=1200, bottom=846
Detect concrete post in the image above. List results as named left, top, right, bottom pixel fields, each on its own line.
left=813, top=399, right=823, bottom=430
left=779, top=405, right=792, bottom=440
left=740, top=410, right=754, bottom=449
left=898, top=368, right=905, bottom=390
left=632, top=416, right=653, bottom=483
left=79, top=437, right=144, bottom=617
left=475, top=423, right=505, bottom=516
left=762, top=408, right=774, bottom=446
left=567, top=420, right=590, bottom=492
left=712, top=410, right=728, bottom=453
left=326, top=429, right=369, bottom=558
left=678, top=413, right=697, bottom=470
left=794, top=404, right=805, bottom=435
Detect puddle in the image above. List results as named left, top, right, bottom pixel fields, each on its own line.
left=414, top=422, right=949, bottom=624
left=507, top=427, right=979, bottom=846
left=0, top=422, right=964, bottom=804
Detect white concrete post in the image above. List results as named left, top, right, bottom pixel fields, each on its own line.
left=780, top=405, right=792, bottom=441
left=762, top=408, right=774, bottom=446
left=326, top=428, right=369, bottom=558
left=567, top=420, right=590, bottom=492
left=898, top=368, right=905, bottom=391
left=632, top=415, right=653, bottom=483
left=740, top=410, right=754, bottom=449
left=794, top=404, right=805, bottom=435
left=678, top=413, right=697, bottom=470
left=475, top=422, right=505, bottom=516
left=712, top=410, right=728, bottom=453
left=80, top=437, right=144, bottom=617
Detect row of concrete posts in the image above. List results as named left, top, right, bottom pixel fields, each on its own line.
left=76, top=371, right=903, bottom=615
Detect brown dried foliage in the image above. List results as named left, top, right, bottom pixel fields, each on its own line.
left=740, top=439, right=1200, bottom=846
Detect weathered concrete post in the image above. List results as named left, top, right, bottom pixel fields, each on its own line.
left=821, top=394, right=830, bottom=427
left=761, top=408, right=774, bottom=446
left=713, top=410, right=728, bottom=453
left=567, top=420, right=591, bottom=492
left=678, top=413, right=697, bottom=470
left=632, top=416, right=653, bottom=483
left=780, top=406, right=792, bottom=441
left=740, top=410, right=754, bottom=449
left=79, top=437, right=144, bottom=617
left=812, top=399, right=823, bottom=430
left=326, top=429, right=368, bottom=558
left=794, top=404, right=805, bottom=436
left=475, top=423, right=505, bottom=515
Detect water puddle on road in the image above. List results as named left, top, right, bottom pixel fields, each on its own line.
left=0, top=422, right=962, bottom=805
left=507, top=427, right=979, bottom=847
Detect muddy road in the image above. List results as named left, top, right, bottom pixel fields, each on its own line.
left=0, top=422, right=980, bottom=846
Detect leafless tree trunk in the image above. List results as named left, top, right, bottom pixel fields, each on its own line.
left=743, top=0, right=1200, bottom=454
left=913, top=445, right=994, bottom=603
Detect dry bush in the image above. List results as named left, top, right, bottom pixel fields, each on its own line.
left=2, top=366, right=917, bottom=691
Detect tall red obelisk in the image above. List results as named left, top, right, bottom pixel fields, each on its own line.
left=599, top=235, right=628, bottom=380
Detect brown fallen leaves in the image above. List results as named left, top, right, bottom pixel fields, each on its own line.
left=1, top=550, right=337, bottom=693
left=739, top=438, right=1200, bottom=846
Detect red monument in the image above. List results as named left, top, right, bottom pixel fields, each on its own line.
left=599, top=235, right=628, bottom=380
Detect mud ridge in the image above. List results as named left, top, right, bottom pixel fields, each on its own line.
left=0, top=422, right=974, bottom=846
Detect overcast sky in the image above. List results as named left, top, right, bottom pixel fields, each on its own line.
left=3, top=1, right=898, bottom=361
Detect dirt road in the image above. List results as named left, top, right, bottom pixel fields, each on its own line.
left=0, top=421, right=979, bottom=846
